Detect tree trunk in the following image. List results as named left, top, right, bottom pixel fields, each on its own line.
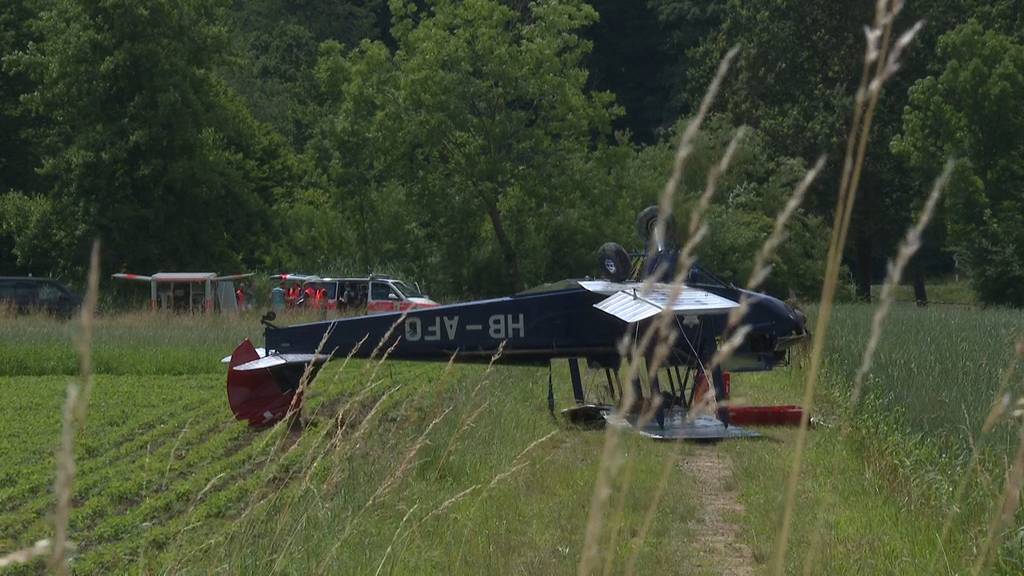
left=485, top=201, right=521, bottom=290
left=855, top=227, right=872, bottom=302
left=912, top=272, right=928, bottom=306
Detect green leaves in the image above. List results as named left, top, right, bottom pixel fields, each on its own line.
left=894, top=20, right=1024, bottom=306
left=5, top=0, right=300, bottom=275
left=308, top=0, right=621, bottom=294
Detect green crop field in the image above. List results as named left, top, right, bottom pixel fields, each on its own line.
left=0, top=313, right=702, bottom=574
left=1, top=304, right=1022, bottom=574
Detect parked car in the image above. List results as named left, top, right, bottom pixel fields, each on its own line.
left=0, top=277, right=81, bottom=318
left=298, top=275, right=439, bottom=314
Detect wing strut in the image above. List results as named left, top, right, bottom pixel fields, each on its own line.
left=568, top=358, right=584, bottom=405
left=547, top=364, right=555, bottom=417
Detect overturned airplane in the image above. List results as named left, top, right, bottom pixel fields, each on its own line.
left=224, top=207, right=808, bottom=440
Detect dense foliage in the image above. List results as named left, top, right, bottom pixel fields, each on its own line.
left=894, top=20, right=1024, bottom=306
left=1, top=0, right=1021, bottom=304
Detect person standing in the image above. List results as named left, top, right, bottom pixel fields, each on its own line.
left=271, top=282, right=286, bottom=313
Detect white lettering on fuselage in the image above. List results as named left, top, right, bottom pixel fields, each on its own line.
left=405, top=317, right=422, bottom=341
left=405, top=314, right=524, bottom=342
left=488, top=314, right=525, bottom=339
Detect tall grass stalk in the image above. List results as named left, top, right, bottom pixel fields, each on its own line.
left=579, top=115, right=741, bottom=574
left=313, top=341, right=517, bottom=572
left=845, top=160, right=952, bottom=413
left=374, top=504, right=420, bottom=576
left=930, top=342, right=1024, bottom=567
left=169, top=322, right=399, bottom=565
left=620, top=150, right=824, bottom=570
left=800, top=160, right=951, bottom=575
left=583, top=37, right=822, bottom=571
left=433, top=342, right=507, bottom=477
left=640, top=127, right=746, bottom=422
left=49, top=240, right=100, bottom=574
left=600, top=457, right=637, bottom=576
left=771, top=2, right=922, bottom=572
left=376, top=427, right=557, bottom=575
left=580, top=43, right=824, bottom=573
left=366, top=406, right=454, bottom=509
left=623, top=454, right=677, bottom=576
left=0, top=539, right=53, bottom=568
left=284, top=322, right=338, bottom=421
left=645, top=45, right=741, bottom=272
left=973, top=422, right=1024, bottom=575
left=694, top=155, right=824, bottom=418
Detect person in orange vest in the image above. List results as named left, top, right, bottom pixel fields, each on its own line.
left=303, top=285, right=316, bottom=308
left=315, top=287, right=327, bottom=309
left=235, top=286, right=246, bottom=311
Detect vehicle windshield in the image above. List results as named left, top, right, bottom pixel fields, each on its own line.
left=392, top=281, right=423, bottom=298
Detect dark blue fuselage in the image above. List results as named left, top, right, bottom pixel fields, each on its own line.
left=264, top=282, right=806, bottom=371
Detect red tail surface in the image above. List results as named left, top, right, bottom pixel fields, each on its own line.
left=226, top=339, right=299, bottom=427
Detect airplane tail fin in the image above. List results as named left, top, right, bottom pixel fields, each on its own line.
left=226, top=339, right=307, bottom=427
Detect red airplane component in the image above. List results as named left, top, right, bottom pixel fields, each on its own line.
left=693, top=371, right=805, bottom=426
left=226, top=339, right=301, bottom=427
left=226, top=206, right=813, bottom=439
left=727, top=405, right=805, bottom=426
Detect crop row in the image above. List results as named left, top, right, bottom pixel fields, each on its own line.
left=0, top=388, right=214, bottom=513
left=0, top=359, right=376, bottom=572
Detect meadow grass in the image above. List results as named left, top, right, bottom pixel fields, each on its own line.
left=180, top=363, right=700, bottom=575
left=821, top=303, right=1024, bottom=573
left=868, top=279, right=977, bottom=306
left=822, top=304, right=1023, bottom=444
left=724, top=369, right=956, bottom=575
left=0, top=309, right=336, bottom=376
left=721, top=301, right=1023, bottom=575
left=2, top=303, right=1023, bottom=574
left=0, top=315, right=705, bottom=574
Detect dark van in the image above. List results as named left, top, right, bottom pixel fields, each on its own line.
left=0, top=277, right=81, bottom=318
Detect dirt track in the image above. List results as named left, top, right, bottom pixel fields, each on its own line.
left=684, top=446, right=755, bottom=575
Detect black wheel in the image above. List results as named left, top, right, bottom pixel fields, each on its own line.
left=597, top=242, right=631, bottom=282
left=635, top=205, right=677, bottom=248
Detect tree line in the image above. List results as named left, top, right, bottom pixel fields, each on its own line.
left=1, top=0, right=1021, bottom=305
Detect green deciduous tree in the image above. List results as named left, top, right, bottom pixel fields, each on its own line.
left=0, top=0, right=44, bottom=273
left=622, top=117, right=831, bottom=299
left=6, top=0, right=299, bottom=275
left=311, top=0, right=621, bottom=295
left=682, top=0, right=990, bottom=301
left=223, top=0, right=385, bottom=147
left=893, top=20, right=1024, bottom=306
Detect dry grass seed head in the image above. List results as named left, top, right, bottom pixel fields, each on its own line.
left=847, top=160, right=952, bottom=412
left=50, top=240, right=100, bottom=575
left=647, top=45, right=741, bottom=269
left=772, top=3, right=925, bottom=572
left=579, top=47, right=742, bottom=576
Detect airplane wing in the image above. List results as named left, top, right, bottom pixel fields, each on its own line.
left=231, top=353, right=332, bottom=371
left=269, top=273, right=320, bottom=282
left=585, top=282, right=738, bottom=323
left=111, top=273, right=153, bottom=282
left=221, top=345, right=332, bottom=370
